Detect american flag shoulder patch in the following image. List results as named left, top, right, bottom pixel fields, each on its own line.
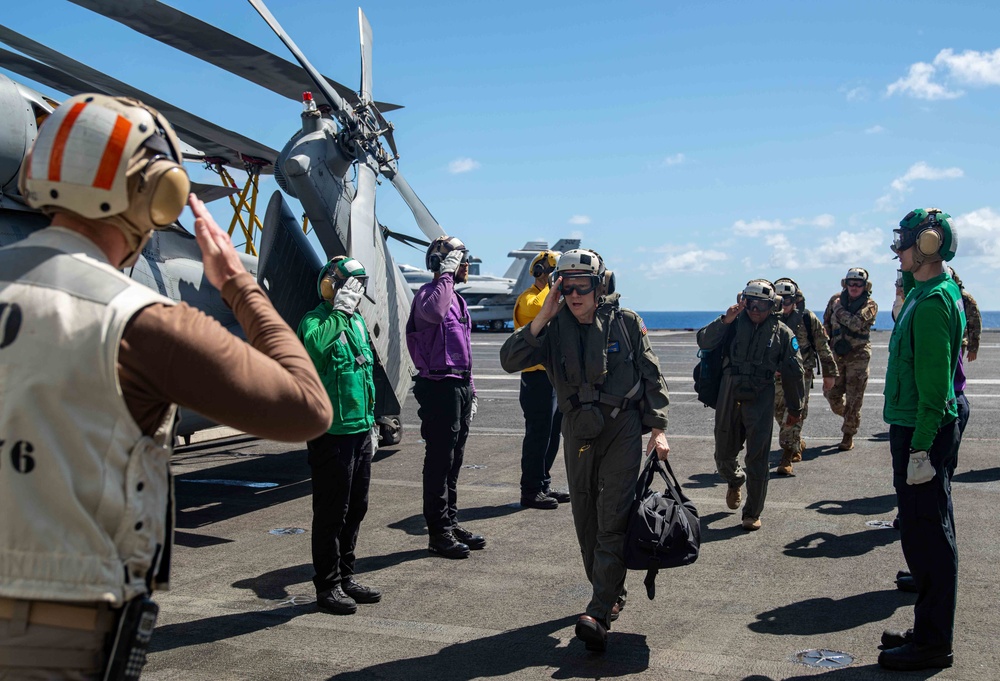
left=639, top=319, right=648, bottom=335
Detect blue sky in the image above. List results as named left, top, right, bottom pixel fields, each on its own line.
left=3, top=0, right=1000, bottom=311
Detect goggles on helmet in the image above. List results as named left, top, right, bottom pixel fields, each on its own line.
left=780, top=295, right=796, bottom=306
left=745, top=298, right=773, bottom=313
left=891, top=228, right=918, bottom=254
left=559, top=276, right=598, bottom=296
left=846, top=280, right=866, bottom=289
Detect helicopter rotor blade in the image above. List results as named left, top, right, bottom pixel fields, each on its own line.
left=0, top=29, right=276, bottom=170
left=67, top=0, right=403, bottom=113
left=358, top=9, right=373, bottom=108
left=348, top=161, right=379, bottom=284
left=247, top=0, right=352, bottom=127
left=381, top=164, right=445, bottom=241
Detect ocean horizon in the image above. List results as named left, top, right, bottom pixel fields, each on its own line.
left=635, top=310, right=1000, bottom=331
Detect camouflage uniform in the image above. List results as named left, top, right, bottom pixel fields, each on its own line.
left=775, top=303, right=838, bottom=455
left=824, top=291, right=878, bottom=436
left=961, top=290, right=981, bottom=356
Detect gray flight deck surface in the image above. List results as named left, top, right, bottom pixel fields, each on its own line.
left=148, top=330, right=1000, bottom=680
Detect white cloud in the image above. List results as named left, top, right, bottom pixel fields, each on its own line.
left=732, top=218, right=788, bottom=236
left=448, top=157, right=480, bottom=174
left=791, top=214, right=835, bottom=229
left=875, top=161, right=964, bottom=212
left=766, top=234, right=800, bottom=270
left=641, top=248, right=727, bottom=276
left=951, top=207, right=1000, bottom=266
left=568, top=215, right=591, bottom=225
left=814, top=229, right=887, bottom=265
left=865, top=125, right=885, bottom=134
left=886, top=48, right=1000, bottom=100
left=886, top=61, right=964, bottom=100
left=934, top=48, right=1000, bottom=86
left=662, top=153, right=686, bottom=166
left=844, top=86, right=868, bottom=101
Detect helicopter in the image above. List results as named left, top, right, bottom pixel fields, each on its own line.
left=0, top=0, right=459, bottom=446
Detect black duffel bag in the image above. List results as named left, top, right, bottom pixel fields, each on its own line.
left=624, top=453, right=701, bottom=600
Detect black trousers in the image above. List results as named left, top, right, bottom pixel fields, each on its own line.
left=518, top=370, right=563, bottom=496
left=890, top=418, right=960, bottom=648
left=307, top=429, right=373, bottom=593
left=953, top=391, right=970, bottom=473
left=414, top=377, right=473, bottom=535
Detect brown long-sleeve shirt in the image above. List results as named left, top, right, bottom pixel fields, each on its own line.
left=118, top=272, right=332, bottom=441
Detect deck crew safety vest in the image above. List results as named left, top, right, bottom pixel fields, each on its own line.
left=0, top=227, right=176, bottom=605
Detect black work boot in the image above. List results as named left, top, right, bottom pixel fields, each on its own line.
left=342, top=577, right=382, bottom=604
left=521, top=491, right=558, bottom=510
left=317, top=585, right=357, bottom=615
left=881, top=628, right=914, bottom=649
left=878, top=642, right=953, bottom=671
left=428, top=532, right=471, bottom=559
left=545, top=488, right=571, bottom=503
left=453, top=525, right=486, bottom=550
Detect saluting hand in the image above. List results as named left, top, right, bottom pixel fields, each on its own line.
left=647, top=428, right=670, bottom=461
left=190, top=194, right=246, bottom=290
left=723, top=298, right=745, bottom=324
left=530, top=277, right=564, bottom=336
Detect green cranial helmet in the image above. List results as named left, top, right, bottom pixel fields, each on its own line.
left=895, top=208, right=958, bottom=262
left=317, top=256, right=367, bottom=299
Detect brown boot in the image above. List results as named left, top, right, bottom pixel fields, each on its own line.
left=776, top=449, right=795, bottom=476
left=793, top=439, right=805, bottom=462
left=838, top=433, right=854, bottom=451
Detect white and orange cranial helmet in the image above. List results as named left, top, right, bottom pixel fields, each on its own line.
left=19, top=93, right=190, bottom=265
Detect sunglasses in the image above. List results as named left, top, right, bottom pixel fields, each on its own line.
left=745, top=299, right=772, bottom=313
left=559, top=279, right=597, bottom=296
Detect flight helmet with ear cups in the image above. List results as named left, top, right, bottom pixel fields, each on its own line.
left=555, top=248, right=616, bottom=296
left=894, top=207, right=958, bottom=264
left=774, top=277, right=804, bottom=309
left=18, top=93, right=190, bottom=267
left=317, top=256, right=367, bottom=300
left=841, top=267, right=872, bottom=294
left=742, top=278, right=779, bottom=311
left=530, top=250, right=559, bottom=279
left=425, top=236, right=468, bottom=272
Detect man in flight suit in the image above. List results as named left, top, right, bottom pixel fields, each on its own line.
left=772, top=278, right=838, bottom=475
left=513, top=250, right=569, bottom=510
left=0, top=94, right=332, bottom=678
left=697, top=280, right=804, bottom=531
left=824, top=268, right=878, bottom=451
left=500, top=249, right=670, bottom=653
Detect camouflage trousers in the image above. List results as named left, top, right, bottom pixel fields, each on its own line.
left=825, top=350, right=870, bottom=435
left=774, top=378, right=811, bottom=453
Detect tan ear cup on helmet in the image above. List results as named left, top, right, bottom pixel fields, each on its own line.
left=602, top=270, right=616, bottom=296
left=917, top=228, right=943, bottom=257
left=149, top=165, right=190, bottom=226
left=136, top=158, right=190, bottom=227
left=320, top=276, right=336, bottom=301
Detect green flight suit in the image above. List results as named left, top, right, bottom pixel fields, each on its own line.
left=500, top=293, right=669, bottom=626
left=698, top=311, right=804, bottom=521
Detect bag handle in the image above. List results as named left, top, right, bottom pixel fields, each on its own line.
left=634, top=452, right=687, bottom=508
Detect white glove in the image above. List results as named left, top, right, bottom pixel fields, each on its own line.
left=332, top=277, right=364, bottom=314
left=469, top=394, right=478, bottom=422
left=906, top=450, right=936, bottom=485
left=440, top=249, right=464, bottom=274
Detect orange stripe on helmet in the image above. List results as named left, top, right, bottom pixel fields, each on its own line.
left=47, top=101, right=88, bottom=182
left=93, top=115, right=132, bottom=191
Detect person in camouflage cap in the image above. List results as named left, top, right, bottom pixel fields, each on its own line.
left=947, top=267, right=982, bottom=361
left=824, top=267, right=878, bottom=451
left=773, top=278, right=838, bottom=475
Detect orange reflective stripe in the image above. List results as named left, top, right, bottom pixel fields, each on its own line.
left=93, top=115, right=132, bottom=191
left=47, top=101, right=88, bottom=182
